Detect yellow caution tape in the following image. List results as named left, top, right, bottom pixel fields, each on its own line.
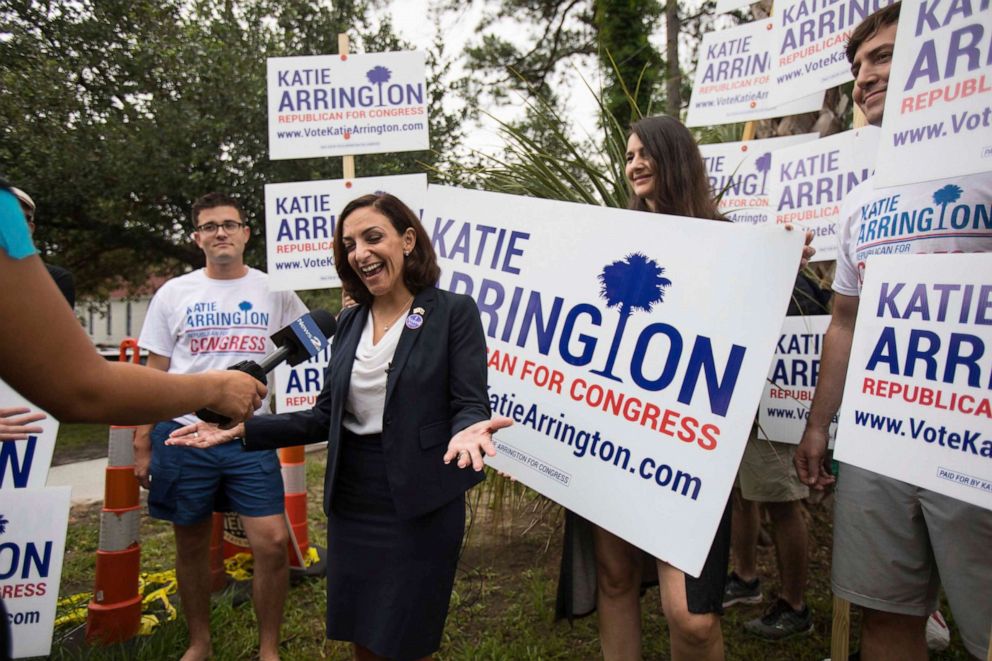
left=55, top=549, right=319, bottom=635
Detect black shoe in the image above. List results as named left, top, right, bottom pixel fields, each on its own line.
left=722, top=572, right=762, bottom=608
left=744, top=597, right=813, bottom=640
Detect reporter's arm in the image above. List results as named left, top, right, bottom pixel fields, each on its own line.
left=795, top=293, right=859, bottom=488
left=133, top=353, right=170, bottom=488
left=0, top=253, right=264, bottom=425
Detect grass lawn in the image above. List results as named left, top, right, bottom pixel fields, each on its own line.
left=52, top=423, right=110, bottom=466
left=49, top=451, right=975, bottom=660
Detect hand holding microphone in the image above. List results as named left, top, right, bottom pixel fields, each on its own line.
left=196, top=310, right=337, bottom=427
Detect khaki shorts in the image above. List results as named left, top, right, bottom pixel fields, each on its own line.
left=737, top=434, right=809, bottom=503
left=832, top=464, right=992, bottom=659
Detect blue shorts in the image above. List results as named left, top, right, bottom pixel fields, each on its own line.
left=148, top=421, right=284, bottom=526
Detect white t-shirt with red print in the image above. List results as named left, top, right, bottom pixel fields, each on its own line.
left=833, top=172, right=992, bottom=297
left=139, top=267, right=307, bottom=426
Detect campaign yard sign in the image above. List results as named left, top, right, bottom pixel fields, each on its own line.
left=264, top=174, right=427, bottom=291
left=873, top=0, right=992, bottom=188
left=267, top=52, right=429, bottom=160
left=769, top=0, right=898, bottom=106
left=0, top=380, right=58, bottom=490
left=274, top=345, right=330, bottom=414
left=758, top=315, right=836, bottom=445
left=833, top=254, right=992, bottom=510
left=700, top=133, right=819, bottom=225
left=686, top=19, right=825, bottom=128
left=0, top=486, right=71, bottom=658
left=768, top=126, right=880, bottom=261
left=425, top=185, right=804, bottom=576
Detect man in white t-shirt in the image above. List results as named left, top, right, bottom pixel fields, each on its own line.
left=794, top=5, right=992, bottom=659
left=135, top=192, right=307, bottom=661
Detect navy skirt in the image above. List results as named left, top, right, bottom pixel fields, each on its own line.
left=326, top=429, right=464, bottom=660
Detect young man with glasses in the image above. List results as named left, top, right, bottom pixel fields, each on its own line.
left=134, top=192, right=307, bottom=661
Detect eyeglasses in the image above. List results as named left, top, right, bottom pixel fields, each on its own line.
left=195, top=220, right=245, bottom=234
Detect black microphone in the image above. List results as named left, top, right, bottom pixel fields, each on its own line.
left=196, top=310, right=337, bottom=425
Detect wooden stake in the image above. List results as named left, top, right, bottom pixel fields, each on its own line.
left=853, top=104, right=868, bottom=129
left=831, top=595, right=851, bottom=660
left=338, top=32, right=356, bottom=180
left=741, top=121, right=757, bottom=142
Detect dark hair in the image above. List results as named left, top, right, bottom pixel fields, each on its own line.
left=846, top=2, right=901, bottom=64
left=191, top=192, right=245, bottom=228
left=334, top=193, right=440, bottom=306
left=627, top=115, right=725, bottom=221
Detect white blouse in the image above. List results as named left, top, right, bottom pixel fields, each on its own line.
left=341, top=311, right=404, bottom=435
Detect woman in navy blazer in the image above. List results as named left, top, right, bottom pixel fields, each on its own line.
left=169, top=193, right=512, bottom=661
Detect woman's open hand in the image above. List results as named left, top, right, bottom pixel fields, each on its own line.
left=443, top=416, right=514, bottom=471
left=165, top=421, right=245, bottom=449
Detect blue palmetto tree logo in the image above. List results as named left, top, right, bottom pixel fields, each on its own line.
left=0, top=514, right=8, bottom=534
left=366, top=65, right=392, bottom=106
left=591, top=253, right=672, bottom=382
left=755, top=152, right=772, bottom=195
left=238, top=301, right=252, bottom=312
left=932, top=184, right=962, bottom=230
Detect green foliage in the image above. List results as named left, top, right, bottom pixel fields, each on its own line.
left=593, top=0, right=663, bottom=128
left=0, top=0, right=462, bottom=297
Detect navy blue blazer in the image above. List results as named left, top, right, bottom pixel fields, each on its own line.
left=243, top=286, right=490, bottom=520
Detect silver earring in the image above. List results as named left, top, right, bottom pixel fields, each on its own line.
left=403, top=250, right=410, bottom=257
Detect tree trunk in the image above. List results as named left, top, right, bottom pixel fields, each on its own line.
left=665, top=0, right=681, bottom=116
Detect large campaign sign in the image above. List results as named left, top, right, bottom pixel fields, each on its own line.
left=0, top=486, right=71, bottom=658
left=686, top=19, right=825, bottom=128
left=758, top=315, right=836, bottom=445
left=769, top=0, right=897, bottom=106
left=768, top=126, right=879, bottom=261
left=0, top=381, right=58, bottom=490
left=264, top=174, right=427, bottom=291
left=425, top=185, right=803, bottom=576
left=700, top=133, right=819, bottom=225
left=267, top=52, right=429, bottom=160
left=833, top=254, right=992, bottom=509
left=873, top=0, right=992, bottom=188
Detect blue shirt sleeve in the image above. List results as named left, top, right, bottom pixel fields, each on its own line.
left=0, top=189, right=37, bottom=260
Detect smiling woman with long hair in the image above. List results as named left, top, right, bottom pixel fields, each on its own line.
left=168, top=192, right=512, bottom=661
left=558, top=115, right=811, bottom=661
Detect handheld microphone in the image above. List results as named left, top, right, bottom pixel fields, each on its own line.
left=196, top=309, right=337, bottom=425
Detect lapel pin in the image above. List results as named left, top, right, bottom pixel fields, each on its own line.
left=405, top=312, right=424, bottom=330
left=413, top=307, right=425, bottom=315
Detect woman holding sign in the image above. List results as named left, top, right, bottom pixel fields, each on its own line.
left=556, top=116, right=814, bottom=661
left=168, top=192, right=512, bottom=661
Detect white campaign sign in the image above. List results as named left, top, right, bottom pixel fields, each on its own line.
left=426, top=185, right=803, bottom=576
left=274, top=345, right=330, bottom=414
left=833, top=254, right=992, bottom=510
left=769, top=0, right=898, bottom=106
left=686, top=19, right=825, bottom=128
left=0, top=380, right=59, bottom=490
left=701, top=133, right=819, bottom=225
left=267, top=52, right=429, bottom=160
left=264, top=174, right=427, bottom=291
left=768, top=126, right=879, bottom=262
left=0, top=486, right=71, bottom=658
left=874, top=0, right=992, bottom=188
left=758, top=315, right=836, bottom=445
